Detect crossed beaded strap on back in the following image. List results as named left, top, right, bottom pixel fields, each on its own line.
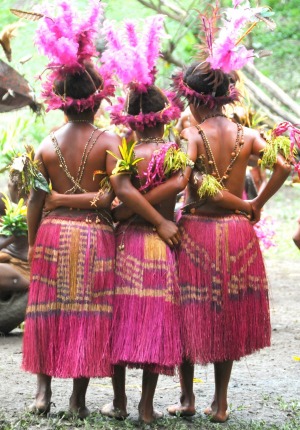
left=50, top=127, right=105, bottom=194
left=195, top=122, right=244, bottom=186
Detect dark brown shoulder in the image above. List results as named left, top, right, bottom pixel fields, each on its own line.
left=181, top=125, right=199, bottom=140
left=99, top=130, right=122, bottom=151
left=243, top=125, right=263, bottom=140
left=35, top=135, right=54, bottom=157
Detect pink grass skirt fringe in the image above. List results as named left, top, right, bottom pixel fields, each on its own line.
left=22, top=210, right=115, bottom=378
left=178, top=214, right=271, bottom=364
left=110, top=222, right=182, bottom=375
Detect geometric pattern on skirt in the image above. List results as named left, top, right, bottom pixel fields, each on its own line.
left=110, top=222, right=182, bottom=375
left=22, top=210, right=115, bottom=378
left=178, top=213, right=271, bottom=364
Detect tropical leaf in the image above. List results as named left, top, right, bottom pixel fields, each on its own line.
left=106, top=150, right=120, bottom=160
left=197, top=174, right=224, bottom=198
left=33, top=171, right=51, bottom=193
left=254, top=11, right=276, bottom=31
left=260, top=131, right=296, bottom=169
left=0, top=193, right=27, bottom=237
left=10, top=9, right=44, bottom=21
left=107, top=139, right=144, bottom=176
left=163, top=145, right=192, bottom=176
left=0, top=22, right=24, bottom=61
left=7, top=146, right=50, bottom=195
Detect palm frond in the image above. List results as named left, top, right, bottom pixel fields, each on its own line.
left=10, top=9, right=44, bottom=21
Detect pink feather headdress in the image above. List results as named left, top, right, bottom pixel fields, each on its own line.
left=173, top=0, right=275, bottom=108
left=172, top=70, right=240, bottom=109
left=35, top=0, right=115, bottom=111
left=108, top=90, right=183, bottom=131
left=101, top=15, right=183, bottom=130
left=205, top=0, right=275, bottom=73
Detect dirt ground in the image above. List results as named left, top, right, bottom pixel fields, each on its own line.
left=0, top=186, right=299, bottom=429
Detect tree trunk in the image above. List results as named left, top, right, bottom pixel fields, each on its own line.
left=244, top=76, right=300, bottom=124
left=244, top=63, right=300, bottom=119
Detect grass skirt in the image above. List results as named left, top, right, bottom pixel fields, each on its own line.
left=22, top=210, right=115, bottom=378
left=110, top=222, right=182, bottom=375
left=178, top=214, right=270, bottom=364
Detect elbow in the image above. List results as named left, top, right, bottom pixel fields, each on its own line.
left=277, top=161, right=292, bottom=178
left=117, top=189, right=133, bottom=204
left=111, top=182, right=130, bottom=203
left=27, top=191, right=43, bottom=206
left=176, top=177, right=188, bottom=193
left=110, top=175, right=133, bottom=203
left=210, top=190, right=224, bottom=204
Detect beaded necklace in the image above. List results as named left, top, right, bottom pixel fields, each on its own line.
left=67, top=120, right=93, bottom=124
left=195, top=122, right=244, bottom=186
left=197, top=113, right=228, bottom=125
left=137, top=137, right=165, bottom=145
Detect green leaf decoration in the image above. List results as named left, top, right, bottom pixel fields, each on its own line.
left=8, top=145, right=50, bottom=195
left=0, top=194, right=27, bottom=237
left=197, top=174, right=224, bottom=198
left=93, top=170, right=112, bottom=193
left=260, top=132, right=296, bottom=170
left=163, top=146, right=192, bottom=177
left=33, top=171, right=51, bottom=193
left=163, top=123, right=180, bottom=143
left=107, top=139, right=144, bottom=176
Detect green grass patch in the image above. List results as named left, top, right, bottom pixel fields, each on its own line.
left=1, top=403, right=300, bottom=430
left=263, top=183, right=299, bottom=262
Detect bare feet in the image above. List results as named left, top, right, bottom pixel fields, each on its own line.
left=100, top=402, right=129, bottom=420
left=138, top=407, right=163, bottom=424
left=28, top=402, right=51, bottom=415
left=204, top=399, right=229, bottom=423
left=210, top=410, right=230, bottom=423
left=68, top=405, right=90, bottom=420
left=168, top=393, right=195, bottom=417
left=203, top=399, right=217, bottom=416
left=28, top=388, right=52, bottom=415
left=69, top=394, right=90, bottom=420
left=167, top=404, right=196, bottom=417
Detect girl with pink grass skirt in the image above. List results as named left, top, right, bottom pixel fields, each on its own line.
left=22, top=1, right=118, bottom=418
left=94, top=16, right=188, bottom=424
left=168, top=0, right=295, bottom=422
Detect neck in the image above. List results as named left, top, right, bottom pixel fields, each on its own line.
left=192, top=106, right=224, bottom=124
left=136, top=124, right=164, bottom=140
left=66, top=113, right=94, bottom=124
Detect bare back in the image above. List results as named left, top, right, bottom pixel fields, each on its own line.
left=37, top=124, right=118, bottom=194
left=182, top=117, right=267, bottom=214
